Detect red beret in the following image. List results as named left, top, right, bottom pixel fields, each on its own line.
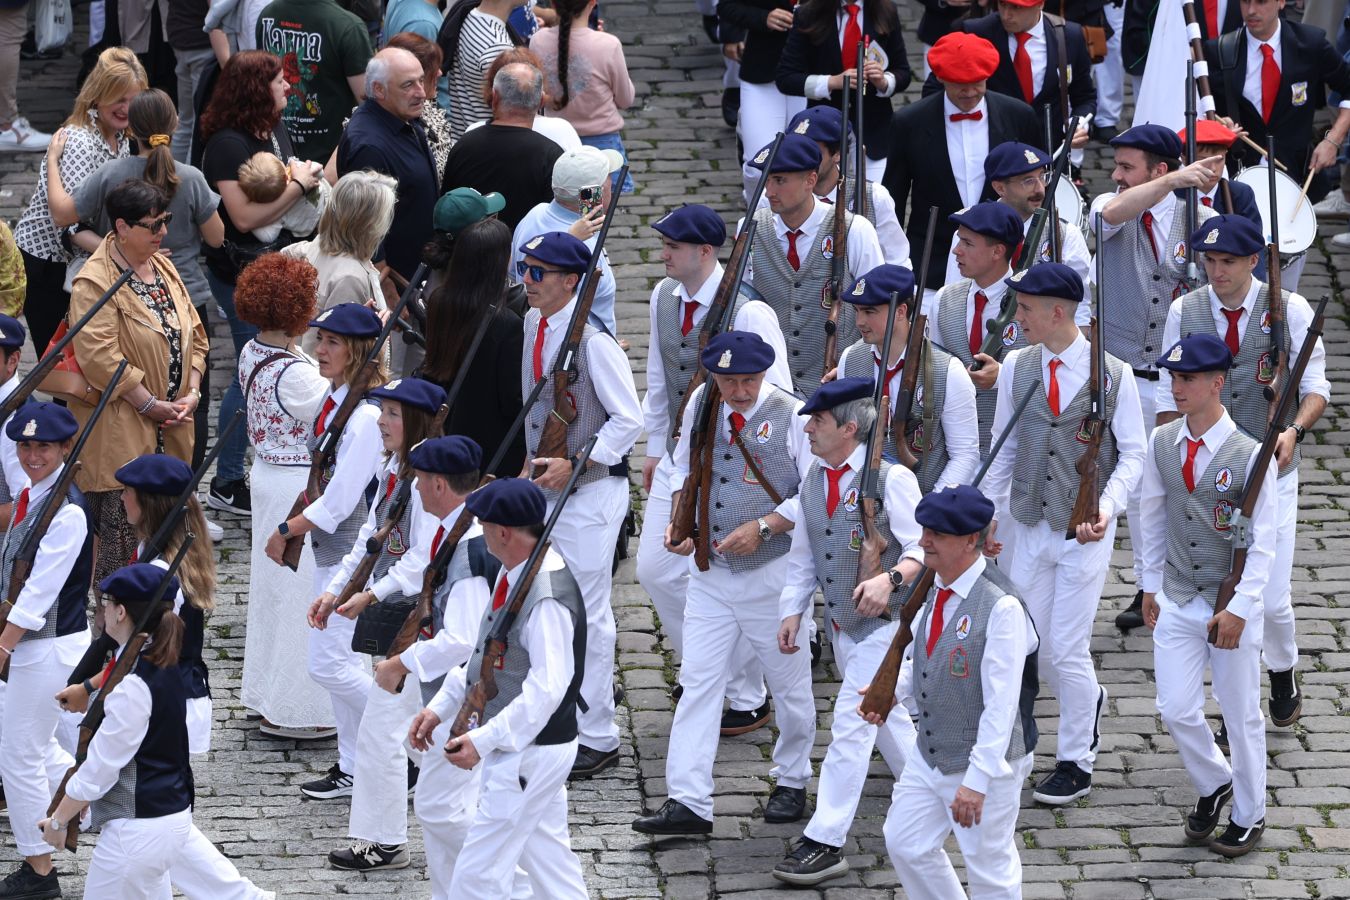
left=1176, top=119, right=1237, bottom=148
left=928, top=33, right=1000, bottom=85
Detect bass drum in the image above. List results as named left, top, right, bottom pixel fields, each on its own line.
left=1232, top=164, right=1316, bottom=260
left=1053, top=177, right=1085, bottom=229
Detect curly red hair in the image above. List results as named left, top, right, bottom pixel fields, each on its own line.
left=199, top=51, right=283, bottom=143
left=234, top=254, right=318, bottom=335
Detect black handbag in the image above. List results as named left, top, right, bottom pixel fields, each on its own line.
left=351, top=597, right=418, bottom=657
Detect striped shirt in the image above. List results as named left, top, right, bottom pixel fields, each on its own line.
left=448, top=10, right=514, bottom=140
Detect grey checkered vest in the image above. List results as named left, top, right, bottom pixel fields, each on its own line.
left=934, top=279, right=1026, bottom=456
left=306, top=400, right=378, bottom=569
left=800, top=459, right=905, bottom=642
left=913, top=562, right=1039, bottom=775
left=1007, top=347, right=1124, bottom=532
left=1155, top=419, right=1255, bottom=609
left=420, top=532, right=499, bottom=706
left=369, top=472, right=415, bottom=592
left=839, top=175, right=877, bottom=224
left=0, top=483, right=93, bottom=643
left=1178, top=286, right=1298, bottom=477
left=749, top=206, right=860, bottom=394
left=840, top=340, right=951, bottom=495
left=700, top=385, right=803, bottom=573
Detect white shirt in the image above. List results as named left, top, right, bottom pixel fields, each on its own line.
left=65, top=664, right=157, bottom=807
left=778, top=443, right=926, bottom=621
left=1092, top=189, right=1179, bottom=254
left=527, top=295, right=642, bottom=468
left=895, top=555, right=1038, bottom=794
left=983, top=333, right=1148, bottom=521
left=1007, top=16, right=1047, bottom=100
left=3, top=464, right=88, bottom=638
left=323, top=455, right=430, bottom=600
left=757, top=182, right=912, bottom=268
left=923, top=267, right=1009, bottom=331
left=743, top=195, right=886, bottom=288
left=1155, top=279, right=1331, bottom=413
left=802, top=3, right=898, bottom=99
left=943, top=96, right=990, bottom=208
left=0, top=374, right=23, bottom=501
left=836, top=341, right=982, bottom=487
left=1243, top=24, right=1282, bottom=115
left=512, top=201, right=618, bottom=335
left=642, top=264, right=792, bottom=456
left=302, top=384, right=384, bottom=535
left=465, top=115, right=583, bottom=151
left=1137, top=410, right=1277, bottom=621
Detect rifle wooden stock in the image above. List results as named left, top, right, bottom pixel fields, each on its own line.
left=855, top=290, right=901, bottom=586
left=1065, top=316, right=1103, bottom=539
left=889, top=315, right=927, bottom=471
left=669, top=381, right=722, bottom=572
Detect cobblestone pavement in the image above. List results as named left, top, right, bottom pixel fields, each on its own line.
left=6, top=0, right=1350, bottom=896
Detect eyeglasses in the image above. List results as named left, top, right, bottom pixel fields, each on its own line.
left=1011, top=172, right=1051, bottom=190
left=132, top=213, right=173, bottom=233
left=516, top=262, right=562, bottom=282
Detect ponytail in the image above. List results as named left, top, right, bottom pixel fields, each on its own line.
left=142, top=606, right=184, bottom=668
left=129, top=89, right=181, bottom=199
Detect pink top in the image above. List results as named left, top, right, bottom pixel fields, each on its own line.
left=530, top=26, right=636, bottom=136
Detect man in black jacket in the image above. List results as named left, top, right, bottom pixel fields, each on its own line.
left=1123, top=0, right=1241, bottom=81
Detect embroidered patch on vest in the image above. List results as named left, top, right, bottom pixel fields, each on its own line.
left=755, top=420, right=772, bottom=443
left=1256, top=351, right=1274, bottom=384
left=387, top=525, right=407, bottom=556
left=1292, top=81, right=1308, bottom=106
left=1214, top=500, right=1234, bottom=531
left=955, top=614, right=972, bottom=640
left=949, top=645, right=970, bottom=678
left=1214, top=467, right=1233, bottom=493
left=1002, top=322, right=1020, bottom=346
left=1172, top=241, right=1187, bottom=265
left=1260, top=309, right=1271, bottom=335
left=843, top=487, right=858, bottom=512
left=909, top=422, right=925, bottom=453
left=743, top=454, right=765, bottom=484
left=821, top=235, right=834, bottom=260
left=849, top=524, right=863, bottom=551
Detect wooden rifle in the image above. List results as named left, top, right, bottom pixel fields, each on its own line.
left=47, top=536, right=194, bottom=851
left=279, top=264, right=427, bottom=570
left=889, top=312, right=927, bottom=472
left=823, top=83, right=850, bottom=374
left=447, top=435, right=597, bottom=743
left=855, top=289, right=900, bottom=586
left=1264, top=135, right=1288, bottom=421
left=972, top=206, right=1049, bottom=370
left=532, top=165, right=628, bottom=476
left=668, top=379, right=723, bottom=573
left=1065, top=212, right=1107, bottom=539
left=1209, top=296, right=1326, bottom=644
left=854, top=40, right=867, bottom=216
left=859, top=376, right=1041, bottom=721
left=909, top=206, right=939, bottom=332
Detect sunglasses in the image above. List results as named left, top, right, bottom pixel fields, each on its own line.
left=131, top=213, right=173, bottom=233
left=516, top=262, right=563, bottom=282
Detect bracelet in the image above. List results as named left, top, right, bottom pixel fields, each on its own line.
left=188, top=387, right=201, bottom=399
left=0, top=646, right=9, bottom=656
left=82, top=678, right=95, bottom=693
left=136, top=394, right=157, bottom=415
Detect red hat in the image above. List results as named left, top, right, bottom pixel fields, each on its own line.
left=928, top=33, right=1000, bottom=85
left=998, top=0, right=1044, bottom=7
left=1177, top=119, right=1237, bottom=148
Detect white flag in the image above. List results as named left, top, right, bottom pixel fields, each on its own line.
left=1132, top=0, right=1191, bottom=132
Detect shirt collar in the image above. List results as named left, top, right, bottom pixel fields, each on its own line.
left=1147, top=191, right=1177, bottom=219
left=1207, top=278, right=1259, bottom=314
left=970, top=274, right=1009, bottom=299
left=776, top=196, right=827, bottom=237
left=439, top=498, right=466, bottom=530
left=1249, top=21, right=1280, bottom=49
left=819, top=443, right=867, bottom=472
left=1019, top=17, right=1044, bottom=40
left=329, top=382, right=351, bottom=405
left=364, top=97, right=415, bottom=134
left=1043, top=330, right=1089, bottom=368
left=942, top=96, right=988, bottom=119
left=675, top=263, right=724, bottom=306
left=936, top=554, right=988, bottom=596
left=727, top=379, right=777, bottom=423
left=25, top=463, right=63, bottom=500
left=542, top=295, right=578, bottom=327
left=1177, top=408, right=1236, bottom=447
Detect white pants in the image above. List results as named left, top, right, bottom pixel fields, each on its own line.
left=1154, top=592, right=1267, bottom=827
left=803, top=622, right=915, bottom=848
left=1263, top=471, right=1299, bottom=673
left=307, top=563, right=372, bottom=773
left=87, top=810, right=271, bottom=900
left=547, top=476, right=627, bottom=753
left=1125, top=373, right=1157, bottom=584
left=449, top=742, right=588, bottom=899
left=885, top=753, right=1034, bottom=900
left=739, top=80, right=807, bottom=202
left=635, top=457, right=766, bottom=710
left=1094, top=2, right=1126, bottom=127
left=666, top=559, right=816, bottom=820
left=1003, top=517, right=1114, bottom=772
left=348, top=676, right=421, bottom=845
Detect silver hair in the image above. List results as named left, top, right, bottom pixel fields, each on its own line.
left=365, top=54, right=392, bottom=91
left=493, top=63, right=543, bottom=112
left=829, top=396, right=877, bottom=437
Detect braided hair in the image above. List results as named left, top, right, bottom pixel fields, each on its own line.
left=550, top=0, right=593, bottom=111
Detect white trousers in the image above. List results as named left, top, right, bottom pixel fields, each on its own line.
left=1154, top=592, right=1267, bottom=827
left=546, top=476, right=627, bottom=752
left=739, top=80, right=807, bottom=202
left=348, top=676, right=421, bottom=845
left=87, top=810, right=272, bottom=900
left=307, top=563, right=372, bottom=773
left=1094, top=2, right=1126, bottom=127
left=885, top=753, right=1034, bottom=900
left=449, top=742, right=588, bottom=899
left=666, top=559, right=816, bottom=820
left=635, top=457, right=766, bottom=710
left=1263, top=471, right=1299, bottom=673
left=1125, top=373, right=1157, bottom=585
left=803, top=622, right=915, bottom=848
left=1003, top=517, right=1114, bottom=772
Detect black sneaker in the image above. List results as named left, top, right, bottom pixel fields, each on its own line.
left=1268, top=668, right=1302, bottom=726
left=327, top=841, right=410, bottom=871
left=671, top=684, right=683, bottom=705
left=1210, top=818, right=1265, bottom=857
left=208, top=476, right=251, bottom=516
left=720, top=701, right=770, bottom=736
left=721, top=88, right=741, bottom=129
left=1214, top=721, right=1230, bottom=753
left=570, top=744, right=619, bottom=780
left=1185, top=781, right=1233, bottom=840
left=300, top=763, right=353, bottom=800
left=772, top=837, right=848, bottom=885
left=0, top=861, right=59, bottom=899
left=1032, top=761, right=1092, bottom=805
left=1115, top=590, right=1145, bottom=631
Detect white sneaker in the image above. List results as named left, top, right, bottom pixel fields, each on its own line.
left=0, top=118, right=50, bottom=152
left=205, top=518, right=224, bottom=542
left=1313, top=192, right=1350, bottom=218
left=1331, top=231, right=1350, bottom=249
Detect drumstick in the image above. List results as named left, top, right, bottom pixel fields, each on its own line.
left=1292, top=168, right=1317, bottom=219
left=1239, top=135, right=1289, bottom=172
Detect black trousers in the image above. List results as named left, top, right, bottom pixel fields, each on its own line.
left=20, top=249, right=69, bottom=358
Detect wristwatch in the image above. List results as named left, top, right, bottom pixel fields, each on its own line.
left=47, top=818, right=64, bottom=834
left=757, top=517, right=773, bottom=542
left=277, top=521, right=290, bottom=537
left=1290, top=424, right=1307, bottom=443
left=888, top=569, right=906, bottom=592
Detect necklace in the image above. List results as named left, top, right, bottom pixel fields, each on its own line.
left=111, top=241, right=155, bottom=282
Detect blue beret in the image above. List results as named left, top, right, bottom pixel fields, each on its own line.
left=984, top=142, right=1051, bottom=181
left=652, top=204, right=727, bottom=247
left=99, top=562, right=178, bottom=607
left=747, top=133, right=822, bottom=174
left=700, top=331, right=775, bottom=375
left=1157, top=333, right=1233, bottom=373
left=787, top=105, right=851, bottom=146
left=115, top=454, right=193, bottom=496
left=1110, top=123, right=1182, bottom=161
left=0, top=314, right=24, bottom=350
left=950, top=201, right=1024, bottom=248
left=6, top=401, right=77, bottom=442
left=915, top=483, right=995, bottom=535
left=466, top=477, right=547, bottom=527
left=843, top=264, right=915, bottom=306
left=410, top=435, right=483, bottom=475
left=801, top=376, right=874, bottom=415
left=1192, top=214, right=1264, bottom=257
left=1005, top=262, right=1083, bottom=303
left=310, top=302, right=381, bottom=338
left=369, top=377, right=448, bottom=415
left=519, top=231, right=591, bottom=274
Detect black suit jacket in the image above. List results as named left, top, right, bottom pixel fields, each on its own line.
left=882, top=91, right=1043, bottom=288
left=911, top=0, right=988, bottom=47
left=1175, top=177, right=1267, bottom=278
left=1123, top=0, right=1241, bottom=77
left=776, top=16, right=912, bottom=159
left=719, top=0, right=794, bottom=85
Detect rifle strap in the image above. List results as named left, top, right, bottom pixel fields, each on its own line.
left=730, top=428, right=785, bottom=506
left=921, top=342, right=937, bottom=453
left=1046, top=12, right=1070, bottom=124
left=695, top=427, right=714, bottom=566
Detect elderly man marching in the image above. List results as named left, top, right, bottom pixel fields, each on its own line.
left=1153, top=216, right=1328, bottom=733
left=983, top=262, right=1146, bottom=806
left=1140, top=334, right=1278, bottom=858
left=770, top=377, right=923, bottom=886
left=865, top=484, right=1039, bottom=900
left=632, top=331, right=816, bottom=834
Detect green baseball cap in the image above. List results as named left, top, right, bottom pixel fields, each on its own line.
left=433, top=187, right=507, bottom=235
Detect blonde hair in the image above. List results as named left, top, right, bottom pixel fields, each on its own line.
left=236, top=152, right=290, bottom=203
left=340, top=333, right=388, bottom=391
left=133, top=492, right=217, bottom=612
left=319, top=170, right=397, bottom=261
left=65, top=47, right=149, bottom=130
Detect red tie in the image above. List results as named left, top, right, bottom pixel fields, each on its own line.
left=430, top=525, right=446, bottom=559
left=492, top=575, right=509, bottom=612
left=786, top=229, right=803, bottom=271
left=12, top=487, right=28, bottom=526
left=680, top=301, right=698, bottom=337
left=1013, top=32, right=1034, bottom=103
left=1260, top=44, right=1279, bottom=122
left=825, top=464, right=851, bottom=517
left=315, top=396, right=336, bottom=437
left=874, top=353, right=903, bottom=400
left=969, top=291, right=988, bottom=356
left=1203, top=0, right=1219, bottom=36
left=1221, top=308, right=1243, bottom=357
left=532, top=318, right=548, bottom=382
left=1047, top=358, right=1063, bottom=416
left=949, top=111, right=983, bottom=122
left=926, top=587, right=953, bottom=657
left=1183, top=437, right=1204, bottom=492
left=130, top=546, right=139, bottom=564
left=1201, top=195, right=1213, bottom=208
left=1140, top=211, right=1159, bottom=262
left=841, top=3, right=862, bottom=70
left=728, top=411, right=746, bottom=444
left=384, top=473, right=397, bottom=500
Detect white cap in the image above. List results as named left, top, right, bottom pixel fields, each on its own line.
left=552, top=147, right=623, bottom=199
